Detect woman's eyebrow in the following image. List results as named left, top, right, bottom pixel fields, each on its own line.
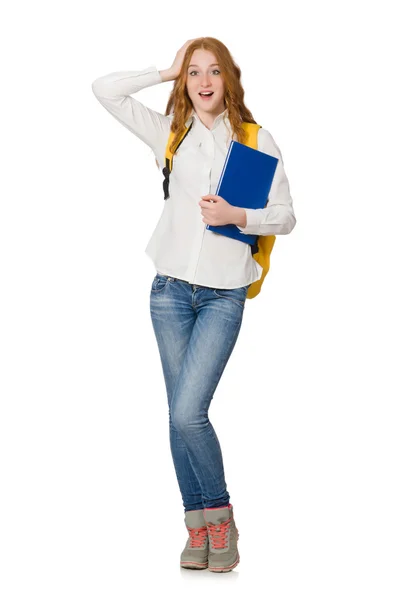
left=188, top=63, right=219, bottom=68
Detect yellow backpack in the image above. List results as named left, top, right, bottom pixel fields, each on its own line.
left=162, top=121, right=276, bottom=300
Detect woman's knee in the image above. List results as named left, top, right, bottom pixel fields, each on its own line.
left=170, top=409, right=208, bottom=435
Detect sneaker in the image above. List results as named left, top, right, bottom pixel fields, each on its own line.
left=180, top=508, right=209, bottom=569
left=203, top=503, right=240, bottom=572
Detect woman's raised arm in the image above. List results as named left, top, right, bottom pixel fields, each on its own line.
left=91, top=65, right=172, bottom=155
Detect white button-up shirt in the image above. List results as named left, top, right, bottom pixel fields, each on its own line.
left=92, top=65, right=296, bottom=289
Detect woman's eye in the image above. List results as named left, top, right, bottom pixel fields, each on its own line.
left=189, top=70, right=221, bottom=76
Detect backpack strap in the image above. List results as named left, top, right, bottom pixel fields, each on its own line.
left=162, top=121, right=193, bottom=200
left=241, top=122, right=262, bottom=146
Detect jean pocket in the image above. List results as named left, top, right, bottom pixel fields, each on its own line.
left=151, top=275, right=169, bottom=293
left=151, top=273, right=177, bottom=293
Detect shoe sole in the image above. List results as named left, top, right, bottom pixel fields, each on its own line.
left=180, top=561, right=208, bottom=569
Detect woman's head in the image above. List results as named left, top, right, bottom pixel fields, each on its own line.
left=185, top=47, right=226, bottom=118
left=164, top=37, right=257, bottom=154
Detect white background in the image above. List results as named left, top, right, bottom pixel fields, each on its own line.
left=1, top=0, right=396, bottom=598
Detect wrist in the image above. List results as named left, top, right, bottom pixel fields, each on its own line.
left=233, top=207, right=247, bottom=228
left=159, top=69, right=177, bottom=82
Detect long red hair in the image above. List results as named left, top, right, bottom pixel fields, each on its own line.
left=155, top=37, right=257, bottom=168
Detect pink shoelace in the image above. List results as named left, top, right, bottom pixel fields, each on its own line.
left=187, top=525, right=208, bottom=548
left=206, top=517, right=231, bottom=549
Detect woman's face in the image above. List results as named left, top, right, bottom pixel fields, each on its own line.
left=186, top=49, right=225, bottom=116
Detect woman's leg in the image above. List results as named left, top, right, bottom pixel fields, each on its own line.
left=169, top=282, right=249, bottom=509
left=150, top=273, right=249, bottom=511
left=150, top=274, right=203, bottom=512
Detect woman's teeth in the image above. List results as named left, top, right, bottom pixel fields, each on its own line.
left=199, top=92, right=214, bottom=100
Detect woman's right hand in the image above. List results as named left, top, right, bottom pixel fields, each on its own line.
left=169, top=39, right=198, bottom=78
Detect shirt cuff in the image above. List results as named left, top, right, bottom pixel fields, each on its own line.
left=236, top=208, right=266, bottom=235
left=146, top=65, right=163, bottom=85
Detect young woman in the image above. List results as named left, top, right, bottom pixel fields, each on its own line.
left=92, top=37, right=296, bottom=573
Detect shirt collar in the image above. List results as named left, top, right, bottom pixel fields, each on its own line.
left=185, top=107, right=229, bottom=130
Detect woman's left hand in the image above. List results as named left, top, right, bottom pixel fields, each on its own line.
left=199, top=194, right=236, bottom=226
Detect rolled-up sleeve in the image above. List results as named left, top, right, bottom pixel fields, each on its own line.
left=236, top=128, right=296, bottom=236
left=91, top=65, right=170, bottom=154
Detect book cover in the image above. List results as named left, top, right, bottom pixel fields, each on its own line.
left=206, top=140, right=279, bottom=245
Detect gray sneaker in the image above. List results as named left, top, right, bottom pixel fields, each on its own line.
left=203, top=503, right=240, bottom=573
left=180, top=509, right=209, bottom=569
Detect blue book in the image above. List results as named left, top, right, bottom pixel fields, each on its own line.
left=206, top=140, right=279, bottom=245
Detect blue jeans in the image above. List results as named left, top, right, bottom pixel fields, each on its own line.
left=149, top=273, right=249, bottom=512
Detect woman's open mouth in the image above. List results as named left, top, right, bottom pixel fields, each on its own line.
left=199, top=91, right=214, bottom=101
